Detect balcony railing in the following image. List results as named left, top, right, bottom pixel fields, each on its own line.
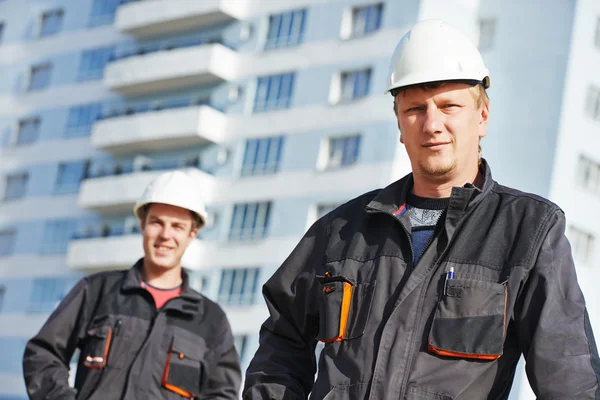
left=108, top=34, right=233, bottom=63
left=72, top=220, right=140, bottom=241
left=97, top=95, right=213, bottom=121
left=87, top=156, right=204, bottom=180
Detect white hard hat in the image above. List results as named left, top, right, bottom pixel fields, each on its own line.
left=134, top=170, right=208, bottom=228
left=386, top=19, right=490, bottom=93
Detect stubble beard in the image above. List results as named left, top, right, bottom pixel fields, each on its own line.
left=418, top=157, right=457, bottom=178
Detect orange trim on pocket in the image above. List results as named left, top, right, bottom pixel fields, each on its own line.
left=428, top=343, right=502, bottom=361
left=323, top=282, right=353, bottom=343
left=84, top=327, right=112, bottom=369
left=162, top=343, right=194, bottom=399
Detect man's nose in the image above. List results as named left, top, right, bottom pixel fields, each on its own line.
left=423, top=107, right=444, bottom=135
left=158, top=225, right=174, bottom=239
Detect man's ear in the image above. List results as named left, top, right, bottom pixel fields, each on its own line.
left=139, top=219, right=145, bottom=232
left=189, top=226, right=199, bottom=239
left=478, top=104, right=489, bottom=139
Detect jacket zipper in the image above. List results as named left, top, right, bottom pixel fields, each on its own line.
left=396, top=207, right=477, bottom=400
left=367, top=207, right=415, bottom=270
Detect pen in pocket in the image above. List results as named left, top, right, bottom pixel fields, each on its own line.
left=444, top=267, right=454, bottom=295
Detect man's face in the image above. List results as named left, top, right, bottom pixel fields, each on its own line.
left=141, top=203, right=198, bottom=271
left=395, top=83, right=488, bottom=180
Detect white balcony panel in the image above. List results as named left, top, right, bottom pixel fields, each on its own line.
left=91, top=106, right=227, bottom=153
left=104, top=44, right=237, bottom=95
left=116, top=0, right=237, bottom=37
left=67, top=235, right=203, bottom=271
left=67, top=236, right=297, bottom=272
left=78, top=169, right=215, bottom=213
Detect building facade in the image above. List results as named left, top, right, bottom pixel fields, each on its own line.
left=0, top=1, right=597, bottom=399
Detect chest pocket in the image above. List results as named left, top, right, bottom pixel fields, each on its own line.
left=82, top=326, right=113, bottom=369
left=82, top=318, right=129, bottom=370
left=428, top=278, right=508, bottom=360
left=315, top=274, right=376, bottom=343
left=162, top=336, right=205, bottom=398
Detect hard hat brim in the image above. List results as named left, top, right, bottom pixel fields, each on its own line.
left=386, top=72, right=490, bottom=94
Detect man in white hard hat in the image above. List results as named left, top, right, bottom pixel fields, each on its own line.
left=23, top=170, right=241, bottom=400
left=244, top=20, right=600, bottom=399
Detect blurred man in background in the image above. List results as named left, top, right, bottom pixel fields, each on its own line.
left=23, top=170, right=241, bottom=400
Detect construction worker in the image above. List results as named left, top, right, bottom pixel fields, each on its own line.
left=243, top=20, right=600, bottom=399
left=23, top=170, right=241, bottom=400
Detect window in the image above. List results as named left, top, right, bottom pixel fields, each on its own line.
left=595, top=17, right=600, bottom=49
left=578, top=155, right=600, bottom=194
left=39, top=9, right=64, bottom=37
left=16, top=117, right=41, bottom=145
left=89, top=0, right=121, bottom=27
left=241, top=136, right=285, bottom=176
left=28, top=278, right=75, bottom=313
left=324, top=135, right=361, bottom=169
left=317, top=203, right=341, bottom=219
left=254, top=72, right=295, bottom=113
left=55, top=161, right=89, bottom=194
left=585, top=85, right=600, bottom=121
left=218, top=268, right=260, bottom=306
left=28, top=63, right=52, bottom=91
left=40, top=219, right=78, bottom=254
left=3, top=173, right=28, bottom=200
left=265, top=9, right=306, bottom=50
left=335, top=69, right=371, bottom=103
left=234, top=335, right=248, bottom=362
left=479, top=18, right=496, bottom=51
left=0, top=285, right=5, bottom=312
left=569, top=226, right=595, bottom=263
left=77, top=46, right=113, bottom=81
left=342, top=3, right=383, bottom=39
left=229, top=201, right=272, bottom=240
left=66, top=103, right=101, bottom=138
left=0, top=230, right=16, bottom=256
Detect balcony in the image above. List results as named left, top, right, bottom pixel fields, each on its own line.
left=67, top=235, right=204, bottom=271
left=91, top=104, right=227, bottom=153
left=115, top=0, right=238, bottom=38
left=104, top=36, right=238, bottom=95
left=78, top=161, right=215, bottom=213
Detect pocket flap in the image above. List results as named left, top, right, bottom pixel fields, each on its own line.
left=87, top=325, right=111, bottom=338
left=171, top=336, right=205, bottom=361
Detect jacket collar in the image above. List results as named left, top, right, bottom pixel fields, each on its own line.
left=122, top=258, right=204, bottom=315
left=366, top=158, right=494, bottom=214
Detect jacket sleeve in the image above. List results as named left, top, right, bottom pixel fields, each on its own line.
left=243, top=223, right=324, bottom=400
left=22, top=278, right=91, bottom=400
left=199, top=317, right=242, bottom=400
left=516, top=210, right=600, bottom=398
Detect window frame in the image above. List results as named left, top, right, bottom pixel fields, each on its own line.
left=264, top=8, right=307, bottom=50
left=38, top=8, right=64, bottom=38
left=478, top=17, right=496, bottom=51
left=319, top=134, right=362, bottom=170
left=229, top=201, right=272, bottom=241
left=3, top=172, right=29, bottom=201
left=0, top=229, right=16, bottom=256
left=16, top=116, right=41, bottom=145
left=253, top=72, right=295, bottom=113
left=54, top=160, right=89, bottom=194
left=217, top=267, right=261, bottom=306
left=28, top=63, right=53, bottom=91
left=341, top=3, right=383, bottom=39
left=240, top=136, right=285, bottom=177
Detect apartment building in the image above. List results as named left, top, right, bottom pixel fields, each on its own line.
left=0, top=1, right=597, bottom=399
